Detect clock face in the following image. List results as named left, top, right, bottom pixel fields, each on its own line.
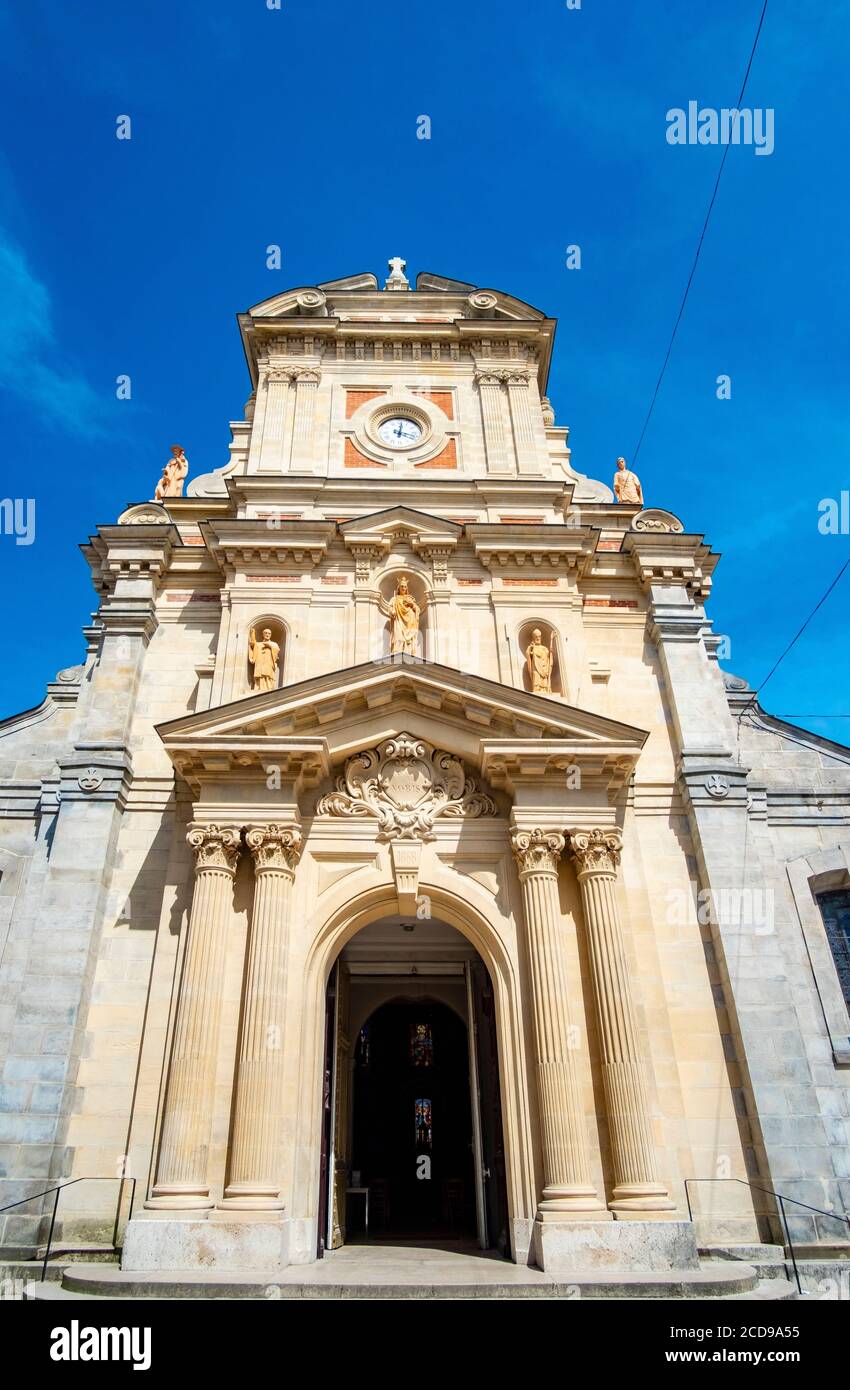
left=377, top=416, right=423, bottom=448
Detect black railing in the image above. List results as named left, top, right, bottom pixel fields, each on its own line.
left=0, top=1176, right=136, bottom=1281
left=685, top=1176, right=850, bottom=1296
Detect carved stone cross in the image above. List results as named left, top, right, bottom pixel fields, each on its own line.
left=385, top=256, right=410, bottom=291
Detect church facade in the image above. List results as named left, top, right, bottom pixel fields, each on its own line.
left=1, top=262, right=849, bottom=1280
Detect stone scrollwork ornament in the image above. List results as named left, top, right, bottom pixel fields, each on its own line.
left=186, top=823, right=241, bottom=874
left=511, top=829, right=565, bottom=876
left=569, top=827, right=623, bottom=877
left=316, top=734, right=497, bottom=841
left=245, top=823, right=303, bottom=873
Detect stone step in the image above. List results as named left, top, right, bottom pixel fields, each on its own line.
left=58, top=1259, right=762, bottom=1300
left=700, top=1244, right=785, bottom=1264
left=37, top=1243, right=119, bottom=1263
left=0, top=1260, right=67, bottom=1284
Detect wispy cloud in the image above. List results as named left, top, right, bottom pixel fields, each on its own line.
left=0, top=233, right=112, bottom=438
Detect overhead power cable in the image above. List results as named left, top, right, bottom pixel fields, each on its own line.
left=737, top=554, right=850, bottom=719
left=631, top=0, right=770, bottom=466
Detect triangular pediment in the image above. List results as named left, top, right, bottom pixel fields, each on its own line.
left=157, top=656, right=647, bottom=792
left=339, top=508, right=461, bottom=551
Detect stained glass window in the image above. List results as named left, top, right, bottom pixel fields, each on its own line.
left=818, top=889, right=850, bottom=1012
left=410, top=1022, right=433, bottom=1066
left=415, top=1098, right=432, bottom=1149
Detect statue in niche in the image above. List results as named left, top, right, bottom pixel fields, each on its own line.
left=248, top=627, right=280, bottom=692
left=613, top=456, right=643, bottom=505
left=154, top=445, right=189, bottom=501
left=380, top=575, right=421, bottom=656
left=526, top=628, right=555, bottom=694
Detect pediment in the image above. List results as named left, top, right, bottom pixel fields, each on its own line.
left=157, top=656, right=647, bottom=792
left=339, top=508, right=461, bottom=553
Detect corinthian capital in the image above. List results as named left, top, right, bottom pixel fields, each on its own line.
left=511, top=828, right=565, bottom=876
left=569, top=827, right=623, bottom=877
left=187, top=823, right=241, bottom=874
left=245, top=823, right=303, bottom=873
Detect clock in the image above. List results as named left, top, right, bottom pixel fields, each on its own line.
left=377, top=416, right=423, bottom=448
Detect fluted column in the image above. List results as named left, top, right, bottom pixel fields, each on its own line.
left=220, top=823, right=302, bottom=1208
left=568, top=828, right=674, bottom=1212
left=258, top=367, right=291, bottom=470
left=511, top=829, right=605, bottom=1216
left=504, top=369, right=536, bottom=468
left=475, top=371, right=510, bottom=473
left=290, top=368, right=321, bottom=471
left=147, top=824, right=241, bottom=1208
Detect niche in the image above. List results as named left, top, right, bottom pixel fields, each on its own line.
left=517, top=620, right=563, bottom=696
left=376, top=571, right=430, bottom=662
left=246, top=615, right=286, bottom=693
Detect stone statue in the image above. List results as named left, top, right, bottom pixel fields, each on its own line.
left=154, top=446, right=189, bottom=502
left=248, top=627, right=280, bottom=692
left=613, top=456, right=643, bottom=505
left=526, top=628, right=555, bottom=694
left=379, top=575, right=421, bottom=656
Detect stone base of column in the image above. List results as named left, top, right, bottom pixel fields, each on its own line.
left=537, top=1185, right=609, bottom=1219
left=122, top=1211, right=293, bottom=1272
left=144, top=1183, right=213, bottom=1211
left=532, top=1218, right=699, bottom=1274
left=218, top=1183, right=284, bottom=1212
left=609, top=1181, right=677, bottom=1214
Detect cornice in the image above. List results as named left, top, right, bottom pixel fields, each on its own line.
left=466, top=522, right=596, bottom=571
left=621, top=530, right=719, bottom=599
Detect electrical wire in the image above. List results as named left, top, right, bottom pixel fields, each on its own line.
left=631, top=0, right=770, bottom=466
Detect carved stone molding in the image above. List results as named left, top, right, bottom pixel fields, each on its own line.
left=316, top=734, right=496, bottom=841
left=511, top=828, right=565, bottom=876
left=245, top=823, right=303, bottom=874
left=568, top=827, right=623, bottom=878
left=262, top=365, right=322, bottom=385
left=631, top=508, right=684, bottom=534
left=117, top=502, right=171, bottom=526
left=187, top=823, right=241, bottom=875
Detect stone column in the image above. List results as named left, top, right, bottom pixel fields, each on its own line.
left=568, top=828, right=674, bottom=1212
left=511, top=829, right=605, bottom=1215
left=258, top=367, right=291, bottom=471
left=221, top=824, right=303, bottom=1208
left=147, top=824, right=241, bottom=1209
left=504, top=369, right=536, bottom=469
left=475, top=371, right=510, bottom=473
left=289, top=368, right=321, bottom=471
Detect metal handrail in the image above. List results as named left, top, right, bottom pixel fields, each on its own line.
left=0, top=1176, right=136, bottom=1281
left=685, top=1176, right=850, bottom=1297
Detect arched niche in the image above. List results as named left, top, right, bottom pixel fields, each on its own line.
left=517, top=619, right=563, bottom=696
left=375, top=569, right=430, bottom=662
left=245, top=614, right=287, bottom=693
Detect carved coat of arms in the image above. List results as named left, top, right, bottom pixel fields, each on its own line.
left=316, top=734, right=496, bottom=841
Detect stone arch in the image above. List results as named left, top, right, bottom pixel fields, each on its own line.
left=290, top=874, right=537, bottom=1262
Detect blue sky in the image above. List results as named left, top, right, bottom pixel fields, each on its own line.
left=0, top=0, right=847, bottom=739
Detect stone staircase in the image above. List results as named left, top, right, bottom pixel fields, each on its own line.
left=0, top=1245, right=802, bottom=1300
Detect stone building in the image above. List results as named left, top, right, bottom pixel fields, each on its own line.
left=1, top=261, right=849, bottom=1285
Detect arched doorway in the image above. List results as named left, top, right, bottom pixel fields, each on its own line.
left=317, top=916, right=509, bottom=1258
